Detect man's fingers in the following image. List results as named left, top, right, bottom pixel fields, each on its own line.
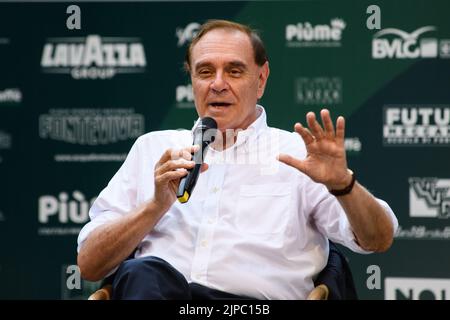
left=156, top=169, right=188, bottom=184
left=178, top=149, right=194, bottom=161
left=172, top=145, right=199, bottom=161
left=156, top=145, right=199, bottom=167
left=294, top=123, right=315, bottom=145
left=156, top=148, right=174, bottom=167
left=277, top=154, right=306, bottom=174
left=320, top=109, right=335, bottom=138
left=336, top=116, right=345, bottom=143
left=306, top=112, right=325, bottom=140
left=155, top=159, right=195, bottom=176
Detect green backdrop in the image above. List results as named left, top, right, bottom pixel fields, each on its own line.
left=0, top=0, right=449, bottom=299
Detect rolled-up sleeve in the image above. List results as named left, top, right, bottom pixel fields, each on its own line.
left=77, top=137, right=142, bottom=252
left=304, top=179, right=398, bottom=254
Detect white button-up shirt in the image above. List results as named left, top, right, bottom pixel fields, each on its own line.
left=77, top=105, right=398, bottom=300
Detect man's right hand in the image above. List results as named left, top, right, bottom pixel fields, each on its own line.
left=78, top=145, right=208, bottom=282
left=152, top=145, right=207, bottom=213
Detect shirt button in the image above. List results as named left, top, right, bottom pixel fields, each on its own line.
left=211, top=187, right=219, bottom=193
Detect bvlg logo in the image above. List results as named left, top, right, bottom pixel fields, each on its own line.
left=373, top=26, right=450, bottom=59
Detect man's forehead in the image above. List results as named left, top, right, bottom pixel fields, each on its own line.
left=191, top=29, right=254, bottom=65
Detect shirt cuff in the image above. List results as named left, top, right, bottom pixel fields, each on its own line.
left=76, top=211, right=122, bottom=253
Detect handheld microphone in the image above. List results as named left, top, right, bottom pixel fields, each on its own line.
left=177, top=117, right=217, bottom=203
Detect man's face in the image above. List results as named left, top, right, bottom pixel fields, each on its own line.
left=190, top=28, right=269, bottom=131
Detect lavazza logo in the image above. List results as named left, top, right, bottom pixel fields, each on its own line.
left=373, top=26, right=450, bottom=59
left=383, top=105, right=450, bottom=145
left=175, top=83, right=194, bottom=108
left=41, top=35, right=147, bottom=79
left=385, top=277, right=450, bottom=300
left=286, top=18, right=346, bottom=47
left=176, top=22, right=200, bottom=47
left=38, top=191, right=96, bottom=236
left=39, top=108, right=145, bottom=145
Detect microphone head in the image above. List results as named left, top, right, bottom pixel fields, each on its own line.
left=199, top=117, right=217, bottom=130
left=194, top=117, right=217, bottom=148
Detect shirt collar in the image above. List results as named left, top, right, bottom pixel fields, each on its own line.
left=191, top=104, right=268, bottom=148
left=234, top=104, right=267, bottom=147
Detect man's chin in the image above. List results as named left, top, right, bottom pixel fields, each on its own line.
left=200, top=113, right=229, bottom=129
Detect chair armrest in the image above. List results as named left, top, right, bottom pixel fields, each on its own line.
left=88, top=284, right=113, bottom=300
left=307, top=284, right=329, bottom=300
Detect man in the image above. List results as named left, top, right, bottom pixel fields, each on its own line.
left=77, top=20, right=398, bottom=300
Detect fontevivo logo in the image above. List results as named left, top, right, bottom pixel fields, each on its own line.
left=373, top=26, right=450, bottom=59
left=39, top=108, right=145, bottom=145
left=409, top=177, right=450, bottom=219
left=385, top=277, right=450, bottom=300
left=286, top=19, right=346, bottom=47
left=41, top=35, right=147, bottom=79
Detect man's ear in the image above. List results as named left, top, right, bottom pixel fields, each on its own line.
left=257, top=61, right=270, bottom=99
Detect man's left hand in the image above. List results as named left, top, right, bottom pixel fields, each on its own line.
left=278, top=109, right=352, bottom=190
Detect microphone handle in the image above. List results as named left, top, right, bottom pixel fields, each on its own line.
left=176, top=132, right=212, bottom=203
left=176, top=162, right=202, bottom=203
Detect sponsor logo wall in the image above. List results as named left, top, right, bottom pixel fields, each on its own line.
left=176, top=22, right=200, bottom=47
left=38, top=191, right=96, bottom=236
left=385, top=278, right=450, bottom=300
left=383, top=105, right=450, bottom=145
left=372, top=26, right=450, bottom=59
left=0, top=88, right=21, bottom=105
left=38, top=108, right=145, bottom=162
left=41, top=35, right=147, bottom=79
left=0, top=0, right=449, bottom=299
left=295, top=77, right=343, bottom=106
left=175, top=84, right=195, bottom=109
left=285, top=18, right=346, bottom=47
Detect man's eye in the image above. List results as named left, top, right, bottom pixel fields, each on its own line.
left=230, top=69, right=242, bottom=77
left=198, top=70, right=212, bottom=77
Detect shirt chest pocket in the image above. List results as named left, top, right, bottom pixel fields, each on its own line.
left=235, top=183, right=292, bottom=236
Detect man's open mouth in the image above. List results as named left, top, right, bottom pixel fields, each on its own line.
left=209, top=102, right=232, bottom=107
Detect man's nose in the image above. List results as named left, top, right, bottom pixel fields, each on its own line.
left=210, top=72, right=228, bottom=93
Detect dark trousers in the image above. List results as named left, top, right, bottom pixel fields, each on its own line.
left=112, top=256, right=253, bottom=300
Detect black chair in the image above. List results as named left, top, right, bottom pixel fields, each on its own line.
left=89, top=241, right=357, bottom=300
left=307, top=241, right=358, bottom=300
